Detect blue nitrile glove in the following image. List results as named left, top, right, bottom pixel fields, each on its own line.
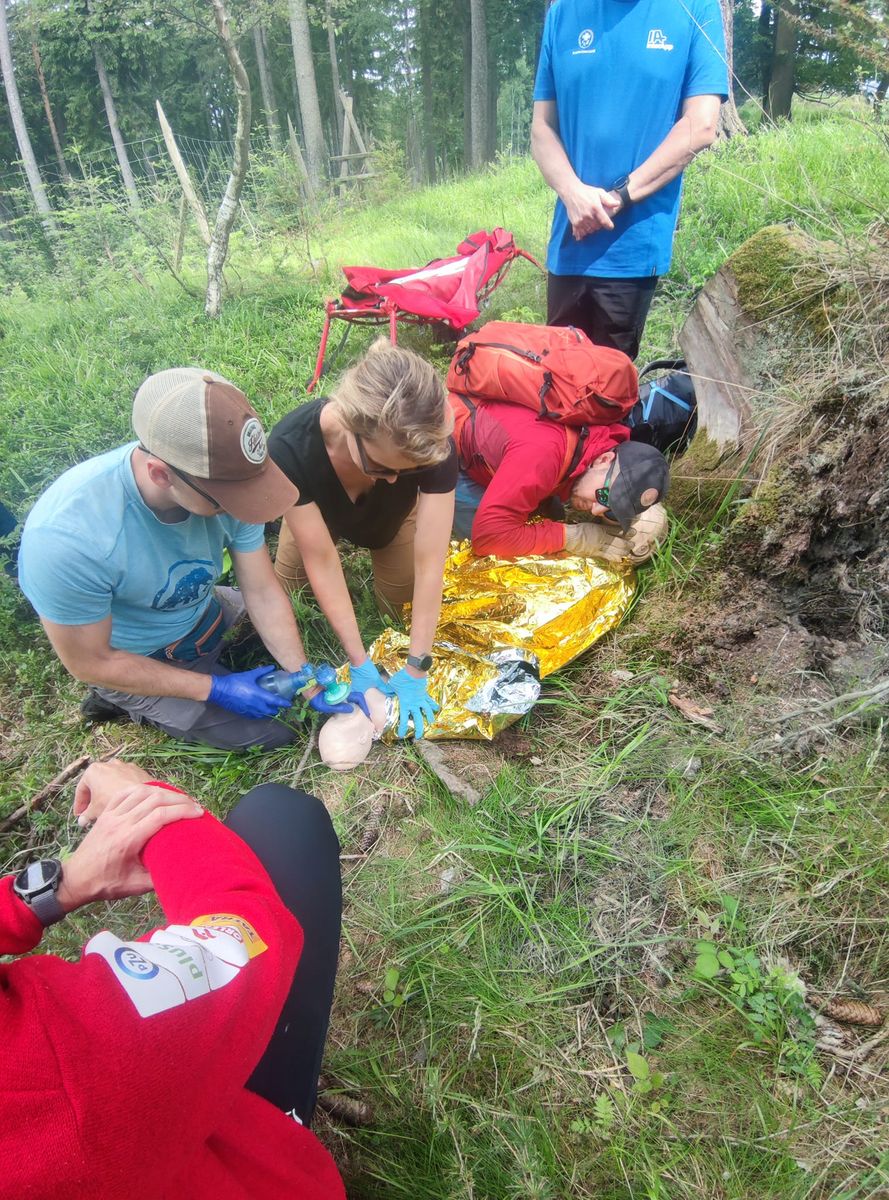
left=309, top=689, right=363, bottom=717
left=349, top=657, right=396, bottom=697
left=208, top=666, right=290, bottom=719
left=388, top=668, right=440, bottom=740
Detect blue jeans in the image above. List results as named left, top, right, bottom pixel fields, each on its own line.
left=453, top=471, right=486, bottom=540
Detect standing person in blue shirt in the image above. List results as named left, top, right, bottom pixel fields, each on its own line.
left=531, top=0, right=728, bottom=359
left=18, top=369, right=357, bottom=750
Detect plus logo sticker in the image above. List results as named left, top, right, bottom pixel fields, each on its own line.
left=646, top=29, right=674, bottom=51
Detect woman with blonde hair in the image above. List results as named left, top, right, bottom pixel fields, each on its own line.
left=268, top=341, right=456, bottom=739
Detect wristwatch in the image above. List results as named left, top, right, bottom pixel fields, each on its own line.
left=406, top=652, right=433, bottom=672
left=610, top=174, right=634, bottom=211
left=13, top=858, right=65, bottom=926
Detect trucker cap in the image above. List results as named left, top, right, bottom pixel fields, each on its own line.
left=132, top=368, right=298, bottom=523
left=608, top=441, right=670, bottom=533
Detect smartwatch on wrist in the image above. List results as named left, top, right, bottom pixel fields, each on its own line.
left=610, top=174, right=634, bottom=211
left=13, top=858, right=65, bottom=926
left=406, top=652, right=433, bottom=672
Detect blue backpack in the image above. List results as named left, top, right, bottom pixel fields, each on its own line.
left=626, top=359, right=697, bottom=456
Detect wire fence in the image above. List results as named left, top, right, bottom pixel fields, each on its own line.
left=0, top=131, right=298, bottom=237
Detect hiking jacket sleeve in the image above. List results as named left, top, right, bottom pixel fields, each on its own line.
left=471, top=440, right=569, bottom=557
left=0, top=812, right=302, bottom=1196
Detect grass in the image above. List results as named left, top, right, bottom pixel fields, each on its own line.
left=2, top=106, right=888, bottom=1198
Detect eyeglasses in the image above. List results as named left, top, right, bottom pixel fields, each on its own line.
left=353, top=433, right=427, bottom=479
left=594, top=457, right=618, bottom=508
left=167, top=463, right=223, bottom=510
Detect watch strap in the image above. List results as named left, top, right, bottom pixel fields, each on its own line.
left=30, top=886, right=66, bottom=926
left=15, top=859, right=65, bottom=927
left=406, top=652, right=433, bottom=672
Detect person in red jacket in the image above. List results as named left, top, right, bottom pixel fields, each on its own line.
left=450, top=396, right=670, bottom=561
left=0, top=758, right=345, bottom=1199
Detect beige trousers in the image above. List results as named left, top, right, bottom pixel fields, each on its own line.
left=275, top=508, right=417, bottom=621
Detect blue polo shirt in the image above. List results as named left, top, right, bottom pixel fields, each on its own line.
left=533, top=0, right=727, bottom=278
left=18, top=443, right=264, bottom=654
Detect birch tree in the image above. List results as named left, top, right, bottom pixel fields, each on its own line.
left=205, top=0, right=251, bottom=317
left=287, top=0, right=326, bottom=187
left=91, top=36, right=141, bottom=211
left=0, top=0, right=56, bottom=233
left=252, top=19, right=281, bottom=151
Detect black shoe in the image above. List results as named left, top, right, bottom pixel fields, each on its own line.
left=80, top=690, right=129, bottom=724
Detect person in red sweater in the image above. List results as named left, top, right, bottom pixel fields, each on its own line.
left=0, top=758, right=345, bottom=1199
left=450, top=397, right=670, bottom=561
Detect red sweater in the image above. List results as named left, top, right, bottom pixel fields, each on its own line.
left=456, top=400, right=630, bottom=557
left=0, top=814, right=345, bottom=1200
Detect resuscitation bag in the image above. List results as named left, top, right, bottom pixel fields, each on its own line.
left=626, top=359, right=697, bottom=456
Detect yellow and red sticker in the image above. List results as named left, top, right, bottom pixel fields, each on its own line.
left=191, top=913, right=268, bottom=959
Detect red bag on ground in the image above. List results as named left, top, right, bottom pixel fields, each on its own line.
left=446, top=321, right=638, bottom=425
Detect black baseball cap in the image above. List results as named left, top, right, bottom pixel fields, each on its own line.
left=608, top=442, right=670, bottom=532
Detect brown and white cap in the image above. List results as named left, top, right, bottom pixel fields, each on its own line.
left=132, top=368, right=298, bottom=523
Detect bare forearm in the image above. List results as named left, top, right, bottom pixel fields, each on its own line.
left=68, top=649, right=212, bottom=701
left=244, top=586, right=308, bottom=671
left=531, top=117, right=583, bottom=203
left=302, top=552, right=366, bottom=666
left=410, top=552, right=447, bottom=657
left=625, top=111, right=718, bottom=203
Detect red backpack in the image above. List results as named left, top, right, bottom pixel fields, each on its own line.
left=446, top=321, right=638, bottom=426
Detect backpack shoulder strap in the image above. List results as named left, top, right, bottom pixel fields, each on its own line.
left=559, top=425, right=588, bottom=483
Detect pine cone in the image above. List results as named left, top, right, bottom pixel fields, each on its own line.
left=809, top=994, right=885, bottom=1027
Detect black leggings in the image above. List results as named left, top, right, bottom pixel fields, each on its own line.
left=547, top=273, right=658, bottom=361
left=225, top=784, right=342, bottom=1124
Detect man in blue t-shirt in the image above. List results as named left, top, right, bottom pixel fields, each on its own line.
left=532, top=0, right=728, bottom=359
left=19, top=368, right=350, bottom=750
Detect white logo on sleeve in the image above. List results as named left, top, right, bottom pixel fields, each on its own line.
left=646, top=29, right=674, bottom=50
left=572, top=28, right=595, bottom=55
left=86, top=916, right=265, bottom=1018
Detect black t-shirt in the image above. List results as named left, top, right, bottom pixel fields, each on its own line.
left=268, top=400, right=458, bottom=550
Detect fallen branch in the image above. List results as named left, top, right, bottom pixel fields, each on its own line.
left=0, top=745, right=124, bottom=835
left=415, top=741, right=481, bottom=806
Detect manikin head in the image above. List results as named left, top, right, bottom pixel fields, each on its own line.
left=569, top=441, right=669, bottom=532
left=319, top=687, right=390, bottom=771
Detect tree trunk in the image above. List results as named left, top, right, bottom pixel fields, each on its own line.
left=469, top=0, right=489, bottom=168
left=287, top=0, right=326, bottom=188
left=419, top=0, right=435, bottom=182
left=759, top=3, right=773, bottom=112
left=205, top=0, right=252, bottom=318
left=463, top=6, right=472, bottom=168
left=93, top=44, right=141, bottom=211
left=31, top=39, right=71, bottom=181
left=0, top=0, right=56, bottom=233
left=253, top=19, right=282, bottom=151
left=486, top=43, right=497, bottom=162
left=324, top=0, right=343, bottom=149
left=716, top=0, right=746, bottom=139
left=767, top=2, right=795, bottom=121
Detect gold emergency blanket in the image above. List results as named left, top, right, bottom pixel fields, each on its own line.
left=369, top=542, right=636, bottom=740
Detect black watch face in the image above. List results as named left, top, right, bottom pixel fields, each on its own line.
left=410, top=654, right=433, bottom=671
left=14, top=859, right=62, bottom=900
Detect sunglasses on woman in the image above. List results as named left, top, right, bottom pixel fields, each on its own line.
left=354, top=433, right=427, bottom=478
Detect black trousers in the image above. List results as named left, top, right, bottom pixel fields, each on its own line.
left=547, top=273, right=659, bottom=361
left=225, top=783, right=342, bottom=1124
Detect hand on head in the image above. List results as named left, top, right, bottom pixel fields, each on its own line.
left=62, top=760, right=203, bottom=912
